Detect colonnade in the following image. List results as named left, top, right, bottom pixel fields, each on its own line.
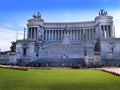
left=44, top=29, right=96, bottom=41
left=101, top=25, right=112, bottom=38
left=27, top=27, right=38, bottom=39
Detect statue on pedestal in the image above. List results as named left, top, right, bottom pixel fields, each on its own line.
left=99, top=9, right=107, bottom=16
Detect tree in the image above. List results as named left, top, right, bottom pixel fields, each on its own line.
left=10, top=41, right=16, bottom=52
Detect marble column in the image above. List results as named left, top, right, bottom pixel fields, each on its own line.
left=35, top=27, right=37, bottom=39
left=45, top=30, right=47, bottom=41
left=74, top=30, right=76, bottom=40
left=102, top=25, right=106, bottom=38
left=49, top=30, right=50, bottom=41
left=28, top=28, right=30, bottom=39
left=110, top=25, right=112, bottom=38
left=74, top=30, right=75, bottom=40
left=55, top=30, right=56, bottom=41
left=27, top=28, right=29, bottom=39
left=51, top=30, right=53, bottom=41
left=69, top=30, right=71, bottom=41
left=30, top=28, right=32, bottom=39
left=59, top=30, right=61, bottom=41
left=33, top=28, right=35, bottom=39
left=90, top=29, right=92, bottom=40
left=92, top=29, right=94, bottom=40
left=71, top=30, right=73, bottom=41
left=86, top=29, right=88, bottom=40
left=106, top=25, right=108, bottom=38
left=58, top=30, right=60, bottom=41
left=80, top=30, right=81, bottom=40
left=61, top=30, right=62, bottom=41
left=76, top=30, right=78, bottom=41
left=88, top=29, right=90, bottom=40
left=87, top=29, right=89, bottom=40
left=109, top=25, right=111, bottom=38
left=56, top=30, right=58, bottom=41
left=103, top=26, right=105, bottom=39
left=78, top=30, right=79, bottom=40
left=90, top=29, right=91, bottom=40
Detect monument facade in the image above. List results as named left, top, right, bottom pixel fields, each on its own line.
left=15, top=10, right=120, bottom=67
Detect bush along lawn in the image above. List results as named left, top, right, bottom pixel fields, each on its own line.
left=0, top=68, right=120, bottom=90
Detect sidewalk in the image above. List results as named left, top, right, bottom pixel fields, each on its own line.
left=100, top=68, right=120, bottom=76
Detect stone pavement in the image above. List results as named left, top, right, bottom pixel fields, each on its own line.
left=100, top=68, right=120, bottom=76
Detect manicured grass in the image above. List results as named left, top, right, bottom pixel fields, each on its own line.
left=0, top=68, right=120, bottom=90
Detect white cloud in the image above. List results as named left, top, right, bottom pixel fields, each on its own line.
left=111, top=9, right=120, bottom=38
left=4, top=22, right=14, bottom=28
left=0, top=28, right=23, bottom=51
left=18, top=21, right=26, bottom=27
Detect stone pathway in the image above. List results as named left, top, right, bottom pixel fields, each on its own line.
left=100, top=68, right=120, bottom=76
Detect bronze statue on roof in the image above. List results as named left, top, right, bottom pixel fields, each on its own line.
left=33, top=12, right=41, bottom=18
left=99, top=9, right=107, bottom=16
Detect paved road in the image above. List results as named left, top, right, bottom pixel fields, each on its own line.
left=100, top=68, right=120, bottom=74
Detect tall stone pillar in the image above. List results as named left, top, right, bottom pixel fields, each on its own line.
left=112, top=25, right=115, bottom=38
left=36, top=27, right=38, bottom=40
left=90, top=29, right=91, bottom=40
left=58, top=30, right=60, bottom=41
left=103, top=25, right=106, bottom=38
left=59, top=30, right=61, bottom=41
left=69, top=30, right=71, bottom=41
left=31, top=28, right=32, bottom=39
left=86, top=29, right=88, bottom=40
left=76, top=30, right=79, bottom=41
left=75, top=30, right=77, bottom=40
left=73, top=30, right=75, bottom=41
left=45, top=30, right=47, bottom=41
left=110, top=25, right=113, bottom=38
left=51, top=30, right=53, bottom=41
left=36, top=27, right=37, bottom=39
left=55, top=30, right=56, bottom=41
left=88, top=29, right=90, bottom=40
left=32, top=28, right=34, bottom=39
left=57, top=30, right=58, bottom=41
left=60, top=30, right=62, bottom=41
left=109, top=25, right=112, bottom=38
left=48, top=30, right=50, bottom=41
left=80, top=30, right=81, bottom=40
left=103, top=27, right=105, bottom=39
left=27, top=28, right=29, bottom=39
left=34, top=28, right=36, bottom=40
left=71, top=30, right=73, bottom=41
left=28, top=28, right=30, bottom=39
left=106, top=25, right=108, bottom=38
left=109, top=25, right=111, bottom=38
left=92, top=29, right=94, bottom=40
left=91, top=29, right=92, bottom=40
left=74, top=30, right=76, bottom=40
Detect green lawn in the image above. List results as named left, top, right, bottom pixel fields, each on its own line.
left=0, top=68, right=120, bottom=90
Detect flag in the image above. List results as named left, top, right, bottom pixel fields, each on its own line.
left=82, top=29, right=86, bottom=35
left=40, top=33, right=42, bottom=38
left=39, top=31, right=42, bottom=40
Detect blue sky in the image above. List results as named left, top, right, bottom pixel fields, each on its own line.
left=0, top=0, right=120, bottom=51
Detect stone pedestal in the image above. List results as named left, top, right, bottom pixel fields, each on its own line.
left=93, top=52, right=101, bottom=65
left=9, top=52, right=17, bottom=65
